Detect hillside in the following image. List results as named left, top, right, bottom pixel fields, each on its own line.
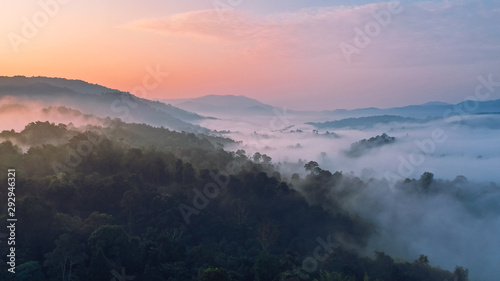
left=0, top=76, right=208, bottom=132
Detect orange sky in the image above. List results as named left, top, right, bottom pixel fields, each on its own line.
left=1, top=0, right=500, bottom=110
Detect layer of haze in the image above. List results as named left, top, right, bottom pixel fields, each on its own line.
left=198, top=111, right=500, bottom=281
left=0, top=97, right=103, bottom=132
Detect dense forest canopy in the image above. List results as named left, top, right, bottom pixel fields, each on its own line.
left=0, top=120, right=470, bottom=281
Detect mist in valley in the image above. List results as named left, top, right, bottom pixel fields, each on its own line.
left=0, top=97, right=104, bottom=132
left=197, top=107, right=500, bottom=281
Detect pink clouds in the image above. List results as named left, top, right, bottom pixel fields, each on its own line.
left=128, top=10, right=258, bottom=41
left=3, top=1, right=499, bottom=111
left=127, top=1, right=500, bottom=65
left=120, top=1, right=500, bottom=110
left=127, top=5, right=392, bottom=60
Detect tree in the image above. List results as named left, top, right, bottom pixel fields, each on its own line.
left=253, top=152, right=262, bottom=163
left=121, top=148, right=143, bottom=171
left=419, top=172, right=434, bottom=190
left=0, top=141, right=23, bottom=170
left=235, top=149, right=247, bottom=159
left=81, top=212, right=114, bottom=236
left=314, top=271, right=354, bottom=281
left=88, top=248, right=111, bottom=281
left=256, top=222, right=279, bottom=251
left=453, top=266, right=469, bottom=281
left=183, top=162, right=196, bottom=183
left=44, top=234, right=87, bottom=281
left=262, top=154, right=272, bottom=164
left=414, top=254, right=429, bottom=266
left=304, top=161, right=321, bottom=175
left=174, top=159, right=184, bottom=182
left=254, top=252, right=281, bottom=281
left=88, top=225, right=130, bottom=271
left=199, top=267, right=230, bottom=281
left=234, top=199, right=249, bottom=225
left=145, top=157, right=168, bottom=185
left=16, top=261, right=45, bottom=281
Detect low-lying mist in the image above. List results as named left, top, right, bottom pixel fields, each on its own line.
left=199, top=111, right=500, bottom=281
left=297, top=172, right=500, bottom=281
left=205, top=113, right=500, bottom=183
left=0, top=97, right=103, bottom=132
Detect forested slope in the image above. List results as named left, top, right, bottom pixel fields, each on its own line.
left=0, top=121, right=467, bottom=281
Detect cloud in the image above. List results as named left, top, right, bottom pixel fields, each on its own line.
left=128, top=10, right=258, bottom=41
left=126, top=3, right=392, bottom=60
left=126, top=1, right=500, bottom=64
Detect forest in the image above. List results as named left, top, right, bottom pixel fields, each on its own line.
left=0, top=120, right=469, bottom=281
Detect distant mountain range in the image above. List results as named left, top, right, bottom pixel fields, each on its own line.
left=160, top=94, right=500, bottom=120
left=326, top=99, right=500, bottom=119
left=157, top=95, right=275, bottom=117
left=0, top=76, right=209, bottom=132
left=310, top=99, right=500, bottom=129
left=306, top=115, right=428, bottom=130
left=0, top=76, right=120, bottom=95
left=2, top=76, right=499, bottom=132
left=160, top=94, right=500, bottom=131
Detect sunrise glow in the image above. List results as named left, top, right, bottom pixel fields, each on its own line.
left=2, top=0, right=500, bottom=110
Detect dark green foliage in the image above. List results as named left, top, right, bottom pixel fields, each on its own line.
left=346, top=133, right=396, bottom=157
left=314, top=271, right=354, bottom=281
left=0, top=121, right=463, bottom=281
left=199, top=267, right=230, bottom=281
left=419, top=172, right=434, bottom=190
left=16, top=261, right=44, bottom=281
left=254, top=252, right=281, bottom=281
left=306, top=115, right=422, bottom=130
left=304, top=161, right=321, bottom=175
left=0, top=121, right=70, bottom=146
left=453, top=266, right=469, bottom=281
left=44, top=234, right=87, bottom=281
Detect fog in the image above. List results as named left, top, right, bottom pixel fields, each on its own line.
left=302, top=173, right=500, bottom=281
left=202, top=112, right=500, bottom=183
left=0, top=97, right=104, bottom=133
left=199, top=111, right=500, bottom=281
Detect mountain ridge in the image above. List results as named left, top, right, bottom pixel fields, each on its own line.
left=3, top=76, right=500, bottom=128
left=0, top=76, right=209, bottom=132
left=159, top=93, right=500, bottom=120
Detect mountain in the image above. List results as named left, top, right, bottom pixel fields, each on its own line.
left=328, top=99, right=500, bottom=119
left=0, top=76, right=208, bottom=132
left=5, top=77, right=498, bottom=132
left=161, top=94, right=500, bottom=122
left=157, top=94, right=276, bottom=117
left=421, top=101, right=450, bottom=106
left=307, top=115, right=428, bottom=130
left=0, top=76, right=119, bottom=95
left=308, top=99, right=500, bottom=129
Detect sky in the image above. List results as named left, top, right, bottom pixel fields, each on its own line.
left=1, top=0, right=500, bottom=110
